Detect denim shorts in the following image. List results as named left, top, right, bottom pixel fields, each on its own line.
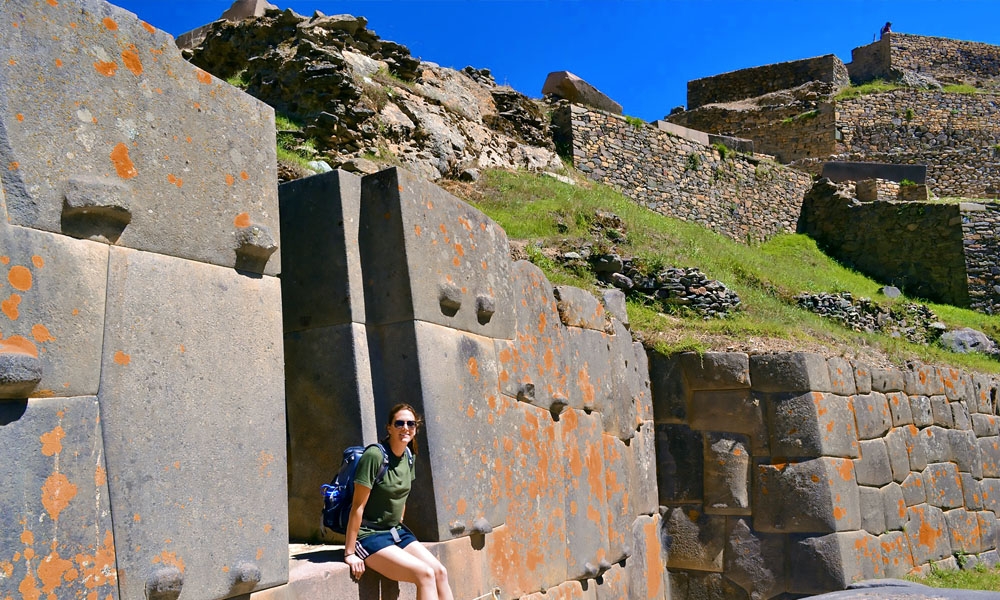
left=355, top=524, right=417, bottom=559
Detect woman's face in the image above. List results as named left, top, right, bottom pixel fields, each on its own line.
left=388, top=409, right=417, bottom=446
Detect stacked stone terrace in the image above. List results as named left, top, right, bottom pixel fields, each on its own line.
left=667, top=33, right=1000, bottom=200
left=650, top=351, right=1000, bottom=597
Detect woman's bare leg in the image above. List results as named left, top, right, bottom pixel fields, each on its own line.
left=365, top=545, right=438, bottom=600
left=404, top=541, right=454, bottom=600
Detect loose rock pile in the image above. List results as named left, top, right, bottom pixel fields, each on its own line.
left=795, top=292, right=947, bottom=345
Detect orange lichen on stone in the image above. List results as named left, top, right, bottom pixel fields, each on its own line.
left=152, top=551, right=185, bottom=573
left=142, top=21, right=156, bottom=34
left=40, top=426, right=65, bottom=457
left=467, top=357, right=479, bottom=379
left=41, top=472, right=77, bottom=521
left=8, top=265, right=31, bottom=291
left=1, top=335, right=37, bottom=357
left=166, top=174, right=182, bottom=187
left=16, top=113, right=24, bottom=122
left=74, top=530, right=117, bottom=589
left=113, top=351, right=130, bottom=366
left=19, top=572, right=40, bottom=600
left=225, top=173, right=235, bottom=186
left=121, top=45, right=142, bottom=76
left=102, top=17, right=117, bottom=30
left=836, top=459, right=854, bottom=481
left=196, top=70, right=212, bottom=84
left=38, top=550, right=75, bottom=594
left=234, top=213, right=250, bottom=228
left=93, top=61, right=116, bottom=77
left=109, top=143, right=137, bottom=179
left=94, top=465, right=106, bottom=487
left=2, top=294, right=21, bottom=320
left=31, top=325, right=55, bottom=343
left=240, top=171, right=249, bottom=180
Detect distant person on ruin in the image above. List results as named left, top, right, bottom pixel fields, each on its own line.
left=881, top=21, right=892, bottom=39
left=343, top=404, right=454, bottom=600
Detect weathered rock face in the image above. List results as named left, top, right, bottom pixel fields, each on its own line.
left=182, top=9, right=560, bottom=180
left=542, top=70, right=623, bottom=115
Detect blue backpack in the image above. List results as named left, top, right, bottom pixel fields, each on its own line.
left=321, top=443, right=412, bottom=534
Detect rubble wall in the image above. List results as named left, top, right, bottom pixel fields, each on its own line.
left=650, top=350, right=1000, bottom=598
left=554, top=104, right=813, bottom=243
left=849, top=34, right=1000, bottom=88
left=0, top=2, right=287, bottom=600
left=687, top=54, right=849, bottom=110
left=962, top=203, right=1000, bottom=315
left=798, top=182, right=970, bottom=307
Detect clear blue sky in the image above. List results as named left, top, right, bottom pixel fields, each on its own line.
left=110, top=0, right=1000, bottom=122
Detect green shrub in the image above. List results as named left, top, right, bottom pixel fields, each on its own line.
left=834, top=79, right=902, bottom=101
left=686, top=153, right=701, bottom=171
left=712, top=142, right=730, bottom=160
left=899, top=179, right=918, bottom=187
left=624, top=115, right=645, bottom=129
left=904, top=107, right=916, bottom=121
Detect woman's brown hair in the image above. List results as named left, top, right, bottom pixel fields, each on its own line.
left=385, top=403, right=421, bottom=456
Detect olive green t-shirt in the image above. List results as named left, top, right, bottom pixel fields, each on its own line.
left=354, top=445, right=415, bottom=539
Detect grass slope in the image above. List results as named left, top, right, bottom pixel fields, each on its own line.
left=445, top=168, right=1000, bottom=373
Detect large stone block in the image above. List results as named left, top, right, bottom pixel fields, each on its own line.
left=284, top=322, right=378, bottom=541
left=749, top=352, right=831, bottom=393
left=909, top=395, right=933, bottom=427
left=904, top=364, right=946, bottom=396
left=853, top=393, right=892, bottom=440
left=860, top=486, right=886, bottom=534
left=691, top=389, right=768, bottom=454
left=0, top=0, right=280, bottom=273
left=553, top=285, right=605, bottom=331
left=497, top=260, right=570, bottom=414
left=952, top=401, right=973, bottom=431
left=981, top=478, right=1000, bottom=515
left=542, top=71, right=623, bottom=115
left=972, top=413, right=1000, bottom=438
left=655, top=423, right=703, bottom=505
left=663, top=506, right=725, bottom=572
left=923, top=462, right=964, bottom=509
left=594, top=563, right=629, bottom=600
left=884, top=427, right=911, bottom=483
left=0, top=396, right=117, bottom=600
left=648, top=351, right=689, bottom=423
left=905, top=504, right=953, bottom=565
left=521, top=579, right=596, bottom=600
left=971, top=374, right=997, bottom=415
left=882, top=482, right=908, bottom=531
left=487, top=403, right=567, bottom=598
left=901, top=472, right=928, bottom=507
left=827, top=356, right=857, bottom=396
left=961, top=473, right=984, bottom=510
left=885, top=391, right=913, bottom=426
left=789, top=531, right=882, bottom=594
left=631, top=342, right=654, bottom=425
left=901, top=424, right=929, bottom=472
left=678, top=352, right=749, bottom=391
left=604, top=433, right=633, bottom=563
left=703, top=432, right=751, bottom=515
left=978, top=511, right=999, bottom=551
left=427, top=535, right=490, bottom=600
left=98, top=248, right=287, bottom=600
left=878, top=530, right=914, bottom=579
left=852, top=360, right=873, bottom=394
left=673, top=571, right=746, bottom=600
left=368, top=320, right=508, bottom=541
left=625, top=514, right=669, bottom=600
left=629, top=421, right=659, bottom=517
left=278, top=170, right=365, bottom=331
left=922, top=426, right=953, bottom=463
left=939, top=367, right=968, bottom=402
left=724, top=518, right=786, bottom=599
left=980, top=436, right=1000, bottom=478
left=358, top=167, right=513, bottom=339
left=951, top=429, right=982, bottom=477
left=870, top=367, right=905, bottom=393
left=765, top=391, right=858, bottom=458
left=944, top=508, right=983, bottom=554
left=0, top=226, right=107, bottom=398
left=606, top=318, right=642, bottom=440
left=564, top=325, right=633, bottom=439
left=753, top=457, right=861, bottom=533
left=854, top=438, right=892, bottom=487
left=560, top=408, right=611, bottom=579
left=929, top=395, right=954, bottom=427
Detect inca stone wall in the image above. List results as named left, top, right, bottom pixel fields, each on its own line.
left=277, top=167, right=667, bottom=600
left=553, top=104, right=813, bottom=243
left=0, top=2, right=287, bottom=600
left=961, top=202, right=1000, bottom=314
left=650, top=351, right=1000, bottom=598
left=798, top=181, right=971, bottom=307
left=849, top=33, right=1000, bottom=89
left=687, top=54, right=849, bottom=110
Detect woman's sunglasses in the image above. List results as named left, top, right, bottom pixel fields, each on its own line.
left=394, top=420, right=418, bottom=429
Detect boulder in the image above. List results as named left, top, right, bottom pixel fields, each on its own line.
left=939, top=328, right=999, bottom=355
left=542, top=71, right=623, bottom=114
left=220, top=0, right=278, bottom=22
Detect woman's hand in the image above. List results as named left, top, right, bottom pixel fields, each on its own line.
left=345, top=553, right=365, bottom=579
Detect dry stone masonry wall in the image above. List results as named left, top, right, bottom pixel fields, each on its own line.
left=849, top=33, right=1000, bottom=90
left=554, top=104, right=813, bottom=243
left=0, top=2, right=287, bottom=600
left=687, top=54, right=849, bottom=110
left=961, top=202, right=1000, bottom=314
left=650, top=351, right=1000, bottom=599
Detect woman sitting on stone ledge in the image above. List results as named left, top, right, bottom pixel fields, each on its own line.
left=344, top=403, right=454, bottom=600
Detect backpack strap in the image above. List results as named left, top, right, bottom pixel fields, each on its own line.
left=369, top=443, right=390, bottom=485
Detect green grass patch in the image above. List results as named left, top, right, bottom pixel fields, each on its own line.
left=835, top=79, right=903, bottom=101
left=942, top=84, right=981, bottom=94
left=909, top=560, right=1000, bottom=590
left=225, top=70, right=250, bottom=90
left=624, top=115, right=645, bottom=129
left=457, top=168, right=1000, bottom=372
left=275, top=113, right=304, bottom=132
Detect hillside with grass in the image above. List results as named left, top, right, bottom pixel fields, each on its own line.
left=441, top=167, right=1000, bottom=373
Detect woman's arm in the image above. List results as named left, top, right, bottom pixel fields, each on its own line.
left=344, top=482, right=371, bottom=579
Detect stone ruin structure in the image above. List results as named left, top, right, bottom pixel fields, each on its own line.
left=5, top=2, right=1000, bottom=600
